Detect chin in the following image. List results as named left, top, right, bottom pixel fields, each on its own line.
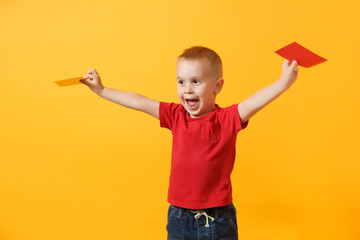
left=189, top=110, right=206, bottom=118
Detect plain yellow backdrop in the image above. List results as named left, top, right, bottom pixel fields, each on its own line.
left=0, top=0, right=359, bottom=239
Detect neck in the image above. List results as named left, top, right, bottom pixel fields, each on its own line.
left=189, top=104, right=216, bottom=118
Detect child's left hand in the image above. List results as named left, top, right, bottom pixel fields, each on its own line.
left=280, top=59, right=298, bottom=87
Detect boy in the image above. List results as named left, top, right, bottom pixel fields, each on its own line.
left=81, top=46, right=298, bottom=240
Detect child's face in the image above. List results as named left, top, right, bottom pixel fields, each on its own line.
left=176, top=58, right=223, bottom=118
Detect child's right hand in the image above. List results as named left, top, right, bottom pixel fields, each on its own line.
left=80, top=69, right=105, bottom=95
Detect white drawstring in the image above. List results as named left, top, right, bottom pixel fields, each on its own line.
left=191, top=210, right=214, bottom=228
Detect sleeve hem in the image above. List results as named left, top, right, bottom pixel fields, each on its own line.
left=234, top=103, right=249, bottom=132
left=159, top=101, right=166, bottom=128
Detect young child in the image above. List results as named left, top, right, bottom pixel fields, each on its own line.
left=81, top=46, right=298, bottom=240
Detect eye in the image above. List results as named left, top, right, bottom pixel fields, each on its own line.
left=178, top=80, right=184, bottom=85
left=192, top=79, right=200, bottom=84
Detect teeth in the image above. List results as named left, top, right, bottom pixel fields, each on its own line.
left=185, top=98, right=199, bottom=109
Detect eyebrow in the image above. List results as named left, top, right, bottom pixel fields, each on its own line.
left=176, top=76, right=201, bottom=79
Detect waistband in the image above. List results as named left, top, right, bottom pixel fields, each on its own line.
left=171, top=202, right=234, bottom=220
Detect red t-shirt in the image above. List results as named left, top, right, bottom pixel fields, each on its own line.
left=160, top=102, right=248, bottom=209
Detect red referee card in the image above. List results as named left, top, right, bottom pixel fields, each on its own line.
left=275, top=42, right=327, bottom=68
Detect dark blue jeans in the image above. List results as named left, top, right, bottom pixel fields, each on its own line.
left=167, top=203, right=238, bottom=240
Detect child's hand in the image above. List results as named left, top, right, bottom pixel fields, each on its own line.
left=280, top=60, right=298, bottom=88
left=80, top=69, right=105, bottom=95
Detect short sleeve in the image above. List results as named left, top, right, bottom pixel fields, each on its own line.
left=219, top=104, right=249, bottom=132
left=159, top=102, right=182, bottom=130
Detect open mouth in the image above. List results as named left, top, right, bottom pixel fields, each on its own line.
left=185, top=99, right=200, bottom=110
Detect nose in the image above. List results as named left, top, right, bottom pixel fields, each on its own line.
left=184, top=83, right=193, bottom=94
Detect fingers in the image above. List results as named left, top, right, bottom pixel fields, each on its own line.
left=83, top=69, right=98, bottom=79
left=86, top=68, right=98, bottom=75
left=80, top=79, right=91, bottom=87
left=283, top=59, right=297, bottom=65
left=82, top=74, right=93, bottom=80
left=282, top=59, right=289, bottom=68
left=81, top=69, right=103, bottom=90
left=283, top=60, right=298, bottom=70
left=290, top=60, right=298, bottom=72
left=290, top=60, right=297, bottom=67
left=82, top=69, right=99, bottom=80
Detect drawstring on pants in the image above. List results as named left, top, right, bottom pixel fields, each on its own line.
left=191, top=210, right=214, bottom=228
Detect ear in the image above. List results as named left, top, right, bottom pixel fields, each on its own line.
left=214, top=78, right=224, bottom=94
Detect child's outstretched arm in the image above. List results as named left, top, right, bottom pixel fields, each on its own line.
left=237, top=60, right=298, bottom=123
left=81, top=69, right=160, bottom=119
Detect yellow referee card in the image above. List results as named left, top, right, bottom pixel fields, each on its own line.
left=55, top=77, right=83, bottom=86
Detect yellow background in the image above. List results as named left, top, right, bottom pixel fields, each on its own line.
left=1, top=0, right=359, bottom=239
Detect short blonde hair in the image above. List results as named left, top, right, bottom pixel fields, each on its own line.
left=178, top=46, right=223, bottom=78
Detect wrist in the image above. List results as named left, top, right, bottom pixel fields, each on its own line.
left=279, top=77, right=293, bottom=90
left=95, top=86, right=105, bottom=95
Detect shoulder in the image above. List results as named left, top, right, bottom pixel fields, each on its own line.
left=160, top=102, right=185, bottom=114
left=159, top=102, right=186, bottom=129
left=216, top=103, right=239, bottom=116
left=217, top=103, right=248, bottom=131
